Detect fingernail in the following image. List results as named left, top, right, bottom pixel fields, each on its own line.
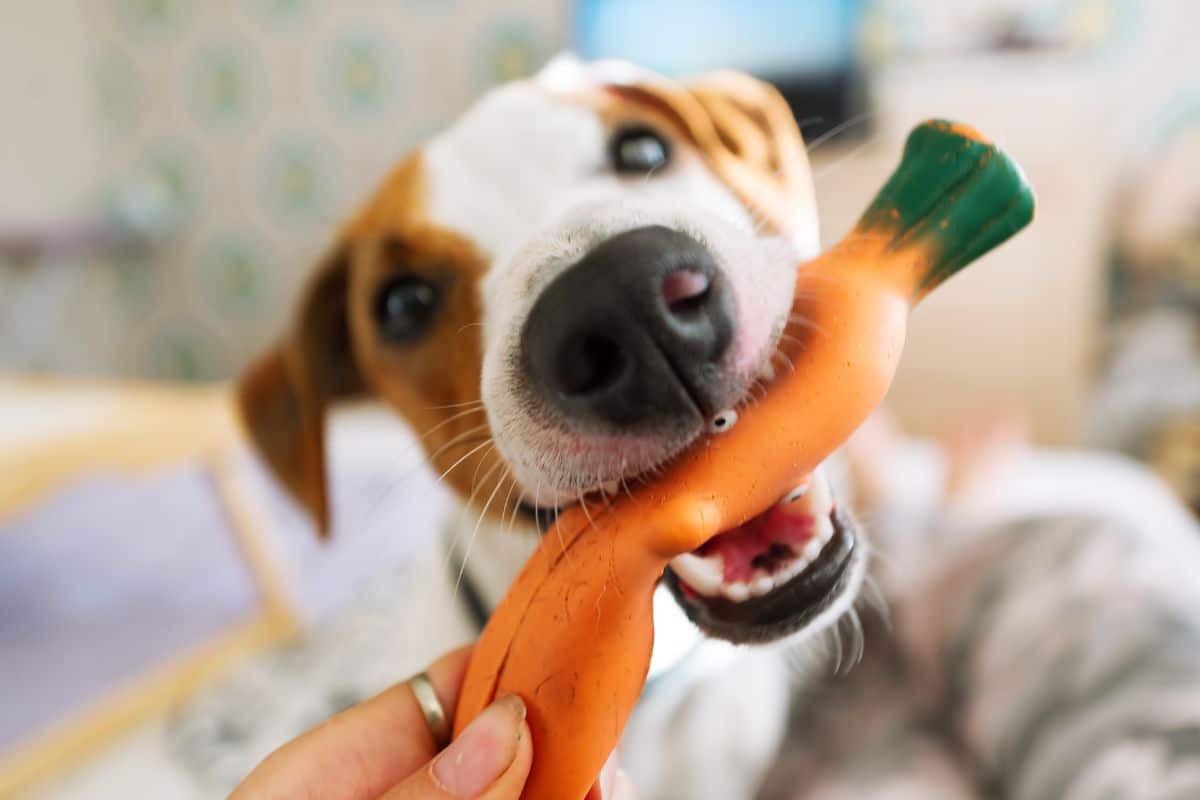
left=432, top=694, right=525, bottom=798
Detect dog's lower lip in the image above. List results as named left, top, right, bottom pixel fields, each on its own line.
left=663, top=509, right=856, bottom=638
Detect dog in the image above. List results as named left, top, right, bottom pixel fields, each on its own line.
left=234, top=55, right=865, bottom=798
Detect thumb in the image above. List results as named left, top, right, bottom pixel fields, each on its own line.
left=381, top=695, right=532, bottom=800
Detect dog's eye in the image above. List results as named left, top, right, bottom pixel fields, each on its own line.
left=374, top=275, right=441, bottom=343
left=609, top=126, right=671, bottom=174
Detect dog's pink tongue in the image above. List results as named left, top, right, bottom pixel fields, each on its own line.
left=696, top=506, right=815, bottom=583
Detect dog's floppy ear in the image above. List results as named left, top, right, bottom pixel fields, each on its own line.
left=237, top=244, right=365, bottom=536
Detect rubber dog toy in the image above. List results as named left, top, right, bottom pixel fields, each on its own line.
left=453, top=120, right=1034, bottom=799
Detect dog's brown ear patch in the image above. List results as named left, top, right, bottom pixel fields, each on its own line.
left=236, top=246, right=364, bottom=536
left=605, top=71, right=816, bottom=241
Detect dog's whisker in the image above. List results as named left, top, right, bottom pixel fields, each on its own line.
left=832, top=615, right=852, bottom=676
left=552, top=496, right=573, bottom=563
left=844, top=608, right=865, bottom=671
left=501, top=472, right=523, bottom=536
left=425, top=433, right=492, bottom=469
left=417, top=406, right=489, bottom=445
left=796, top=115, right=825, bottom=133
left=577, top=489, right=590, bottom=523
left=355, top=422, right=489, bottom=529
left=576, top=488, right=601, bottom=546
left=786, top=316, right=829, bottom=339
left=769, top=348, right=797, bottom=376
left=419, top=398, right=486, bottom=412
left=434, top=438, right=495, bottom=486
left=465, top=435, right=502, bottom=502
left=501, top=475, right=518, bottom=534
left=425, top=422, right=492, bottom=462
left=828, top=621, right=845, bottom=675
left=786, top=296, right=826, bottom=312
left=428, top=419, right=490, bottom=449
left=640, top=161, right=667, bottom=184
left=357, top=470, right=427, bottom=541
left=751, top=377, right=769, bottom=404
left=778, top=329, right=822, bottom=350
left=814, top=135, right=878, bottom=184
left=453, top=459, right=509, bottom=603
left=440, top=451, right=500, bottom=597
left=804, top=110, right=876, bottom=155
left=620, top=474, right=639, bottom=505
left=776, top=332, right=809, bottom=356
left=860, top=573, right=892, bottom=631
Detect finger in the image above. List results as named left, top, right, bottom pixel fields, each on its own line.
left=231, top=646, right=472, bottom=800
left=380, top=695, right=532, bottom=800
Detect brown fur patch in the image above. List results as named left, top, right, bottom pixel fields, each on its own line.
left=342, top=154, right=519, bottom=520
left=238, top=152, right=516, bottom=532
left=596, top=74, right=814, bottom=236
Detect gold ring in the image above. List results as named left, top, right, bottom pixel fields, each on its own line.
left=407, top=672, right=450, bottom=749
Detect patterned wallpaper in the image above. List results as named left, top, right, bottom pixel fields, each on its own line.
left=0, top=0, right=562, bottom=380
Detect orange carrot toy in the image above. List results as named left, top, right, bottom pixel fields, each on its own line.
left=454, top=120, right=1034, bottom=798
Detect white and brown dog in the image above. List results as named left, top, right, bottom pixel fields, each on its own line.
left=234, top=56, right=866, bottom=798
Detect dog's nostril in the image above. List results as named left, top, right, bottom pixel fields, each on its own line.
left=557, top=334, right=627, bottom=397
left=661, top=268, right=711, bottom=315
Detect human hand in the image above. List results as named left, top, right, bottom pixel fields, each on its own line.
left=231, top=646, right=634, bottom=799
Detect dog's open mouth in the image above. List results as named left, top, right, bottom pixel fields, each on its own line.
left=662, top=469, right=859, bottom=643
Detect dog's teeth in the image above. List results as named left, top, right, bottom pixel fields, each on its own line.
left=815, top=513, right=835, bottom=542
left=669, top=553, right=724, bottom=597
left=812, top=509, right=835, bottom=546
left=802, top=537, right=824, bottom=561
left=673, top=462, right=840, bottom=606
left=777, top=467, right=834, bottom=514
left=602, top=480, right=620, bottom=497
left=750, top=573, right=775, bottom=597
left=777, top=557, right=806, bottom=583
left=807, top=469, right=834, bottom=515
left=779, top=481, right=810, bottom=505
left=723, top=582, right=750, bottom=602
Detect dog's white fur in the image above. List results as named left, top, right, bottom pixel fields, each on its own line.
left=426, top=60, right=814, bottom=505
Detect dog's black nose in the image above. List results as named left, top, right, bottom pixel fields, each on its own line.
left=521, top=225, right=734, bottom=431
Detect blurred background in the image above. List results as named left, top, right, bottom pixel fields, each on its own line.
left=2, top=0, right=1199, bottom=797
